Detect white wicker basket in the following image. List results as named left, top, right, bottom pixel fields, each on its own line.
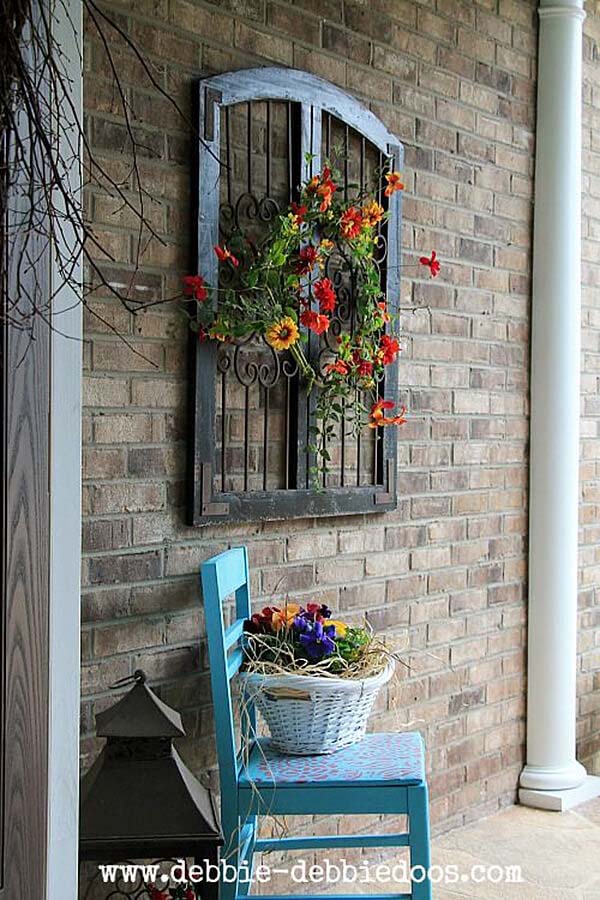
left=239, top=661, right=394, bottom=755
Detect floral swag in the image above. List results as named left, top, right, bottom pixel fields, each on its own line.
left=184, top=158, right=440, bottom=485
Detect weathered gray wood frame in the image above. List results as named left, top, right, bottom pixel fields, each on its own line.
left=189, top=67, right=403, bottom=525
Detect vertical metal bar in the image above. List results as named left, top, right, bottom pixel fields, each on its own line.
left=360, top=135, right=365, bottom=192
left=356, top=388, right=361, bottom=486
left=221, top=371, right=226, bottom=493
left=247, top=102, right=252, bottom=195
left=344, top=123, right=349, bottom=202
left=263, top=386, right=269, bottom=491
left=266, top=100, right=271, bottom=197
left=244, top=385, right=250, bottom=492
left=285, top=377, right=291, bottom=489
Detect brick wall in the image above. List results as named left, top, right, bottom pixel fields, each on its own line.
left=81, top=0, right=540, bottom=838
left=578, top=5, right=600, bottom=775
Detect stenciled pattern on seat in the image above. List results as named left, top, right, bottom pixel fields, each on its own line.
left=241, top=731, right=425, bottom=786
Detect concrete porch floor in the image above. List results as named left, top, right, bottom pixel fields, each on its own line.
left=341, top=798, right=600, bottom=898
left=429, top=798, right=600, bottom=898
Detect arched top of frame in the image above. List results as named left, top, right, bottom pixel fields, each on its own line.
left=199, top=66, right=403, bottom=156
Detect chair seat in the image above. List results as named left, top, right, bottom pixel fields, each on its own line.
left=240, top=731, right=425, bottom=788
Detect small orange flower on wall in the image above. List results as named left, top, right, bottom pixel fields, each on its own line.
left=419, top=250, right=440, bottom=277
left=369, top=400, right=407, bottom=428
left=384, top=171, right=404, bottom=196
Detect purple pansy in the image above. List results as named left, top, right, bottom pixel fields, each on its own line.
left=299, top=620, right=336, bottom=660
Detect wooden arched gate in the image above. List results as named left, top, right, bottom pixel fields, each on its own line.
left=189, top=68, right=404, bottom=525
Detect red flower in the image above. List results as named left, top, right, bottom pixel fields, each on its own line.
left=300, top=309, right=329, bottom=335
left=184, top=889, right=195, bottom=900
left=369, top=400, right=407, bottom=428
left=296, top=244, right=319, bottom=275
left=352, top=352, right=373, bottom=377
left=325, top=359, right=349, bottom=376
left=290, top=202, right=307, bottom=226
left=384, top=171, right=405, bottom=197
left=313, top=277, right=336, bottom=313
left=182, top=275, right=208, bottom=302
left=340, top=206, right=363, bottom=240
left=419, top=250, right=440, bottom=278
left=198, top=327, right=209, bottom=343
left=379, top=334, right=401, bottom=365
left=214, top=244, right=240, bottom=267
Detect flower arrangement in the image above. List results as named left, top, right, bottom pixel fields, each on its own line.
left=184, top=157, right=439, bottom=484
left=240, top=599, right=399, bottom=754
left=243, top=600, right=389, bottom=678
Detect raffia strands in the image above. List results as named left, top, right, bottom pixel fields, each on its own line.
left=242, top=630, right=408, bottom=681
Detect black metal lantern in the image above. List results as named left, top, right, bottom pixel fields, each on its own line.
left=80, top=670, right=222, bottom=900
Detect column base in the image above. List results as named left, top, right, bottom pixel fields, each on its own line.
left=520, top=760, right=587, bottom=791
left=519, top=775, right=600, bottom=811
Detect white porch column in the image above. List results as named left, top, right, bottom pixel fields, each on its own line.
left=519, top=0, right=600, bottom=811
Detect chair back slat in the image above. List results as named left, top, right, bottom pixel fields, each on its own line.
left=201, top=546, right=254, bottom=794
left=225, top=619, right=246, bottom=650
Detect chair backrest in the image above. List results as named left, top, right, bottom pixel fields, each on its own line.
left=200, top=546, right=254, bottom=795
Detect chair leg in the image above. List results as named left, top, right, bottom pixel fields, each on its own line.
left=220, top=810, right=242, bottom=900
left=408, top=783, right=432, bottom=900
left=237, top=814, right=257, bottom=897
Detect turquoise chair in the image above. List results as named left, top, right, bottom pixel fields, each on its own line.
left=200, top=547, right=432, bottom=900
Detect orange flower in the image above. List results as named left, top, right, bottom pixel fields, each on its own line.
left=325, top=359, right=349, bottom=376
left=300, top=309, right=330, bottom=335
left=369, top=400, right=407, bottom=428
left=362, top=200, right=384, bottom=228
left=384, top=171, right=405, bottom=197
left=272, top=603, right=301, bottom=631
left=214, top=244, right=240, bottom=267
left=378, top=301, right=391, bottom=324
left=340, top=206, right=363, bottom=240
left=306, top=167, right=337, bottom=212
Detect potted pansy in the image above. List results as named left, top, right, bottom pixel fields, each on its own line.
left=183, top=159, right=440, bottom=486
left=239, top=600, right=397, bottom=755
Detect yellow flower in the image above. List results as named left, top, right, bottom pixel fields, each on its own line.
left=324, top=619, right=348, bottom=637
left=320, top=238, right=335, bottom=252
left=265, top=316, right=300, bottom=351
left=362, top=200, right=384, bottom=228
